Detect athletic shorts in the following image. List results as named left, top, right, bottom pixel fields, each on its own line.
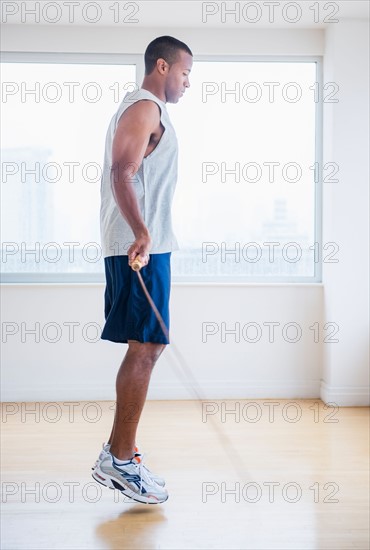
left=100, top=253, right=171, bottom=345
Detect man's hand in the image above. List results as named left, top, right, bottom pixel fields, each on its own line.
left=128, top=232, right=152, bottom=268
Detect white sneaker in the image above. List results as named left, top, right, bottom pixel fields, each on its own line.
left=92, top=443, right=166, bottom=487
left=92, top=442, right=110, bottom=470
left=92, top=452, right=168, bottom=504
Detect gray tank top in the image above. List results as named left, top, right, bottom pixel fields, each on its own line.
left=100, top=88, right=179, bottom=257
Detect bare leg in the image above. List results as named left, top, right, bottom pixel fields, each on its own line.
left=108, top=340, right=165, bottom=460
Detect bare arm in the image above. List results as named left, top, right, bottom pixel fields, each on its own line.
left=110, top=100, right=161, bottom=266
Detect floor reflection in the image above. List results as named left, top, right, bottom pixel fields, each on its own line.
left=96, top=502, right=168, bottom=550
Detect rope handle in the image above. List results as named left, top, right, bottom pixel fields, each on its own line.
left=131, top=255, right=144, bottom=272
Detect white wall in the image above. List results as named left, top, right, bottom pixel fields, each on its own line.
left=321, top=19, right=369, bottom=406
left=1, top=282, right=323, bottom=401
left=1, top=25, right=324, bottom=55
left=1, top=23, right=368, bottom=405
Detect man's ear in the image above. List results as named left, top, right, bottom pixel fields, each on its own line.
left=156, top=58, right=168, bottom=74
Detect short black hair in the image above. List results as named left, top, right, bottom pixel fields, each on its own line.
left=144, top=36, right=192, bottom=75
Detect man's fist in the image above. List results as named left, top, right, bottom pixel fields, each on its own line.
left=128, top=233, right=152, bottom=268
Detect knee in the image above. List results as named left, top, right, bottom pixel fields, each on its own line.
left=149, top=343, right=166, bottom=364
left=144, top=343, right=166, bottom=368
left=128, top=342, right=166, bottom=369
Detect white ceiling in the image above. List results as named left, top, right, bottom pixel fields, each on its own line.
left=2, top=0, right=369, bottom=28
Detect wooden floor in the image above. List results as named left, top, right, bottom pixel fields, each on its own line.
left=1, top=399, right=369, bottom=550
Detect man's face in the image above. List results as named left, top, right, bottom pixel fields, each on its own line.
left=165, top=50, right=193, bottom=103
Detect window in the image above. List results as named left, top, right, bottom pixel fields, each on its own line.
left=1, top=54, right=138, bottom=282
left=168, top=58, right=322, bottom=282
left=1, top=55, right=322, bottom=283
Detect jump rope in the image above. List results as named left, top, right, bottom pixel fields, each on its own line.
left=131, top=255, right=249, bottom=481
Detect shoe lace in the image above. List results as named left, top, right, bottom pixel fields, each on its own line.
left=134, top=453, right=155, bottom=493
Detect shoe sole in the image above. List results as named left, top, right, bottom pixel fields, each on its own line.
left=91, top=469, right=168, bottom=505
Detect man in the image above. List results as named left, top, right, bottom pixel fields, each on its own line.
left=92, top=36, right=193, bottom=504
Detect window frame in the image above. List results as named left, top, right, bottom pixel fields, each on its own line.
left=1, top=52, right=323, bottom=284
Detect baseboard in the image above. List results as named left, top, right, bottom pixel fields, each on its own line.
left=320, top=381, right=370, bottom=406
left=148, top=379, right=321, bottom=400
left=3, top=380, right=368, bottom=406
left=1, top=379, right=321, bottom=403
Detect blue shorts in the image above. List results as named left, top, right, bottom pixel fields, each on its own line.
left=101, top=253, right=171, bottom=345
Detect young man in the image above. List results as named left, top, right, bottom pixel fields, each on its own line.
left=92, top=36, right=193, bottom=504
